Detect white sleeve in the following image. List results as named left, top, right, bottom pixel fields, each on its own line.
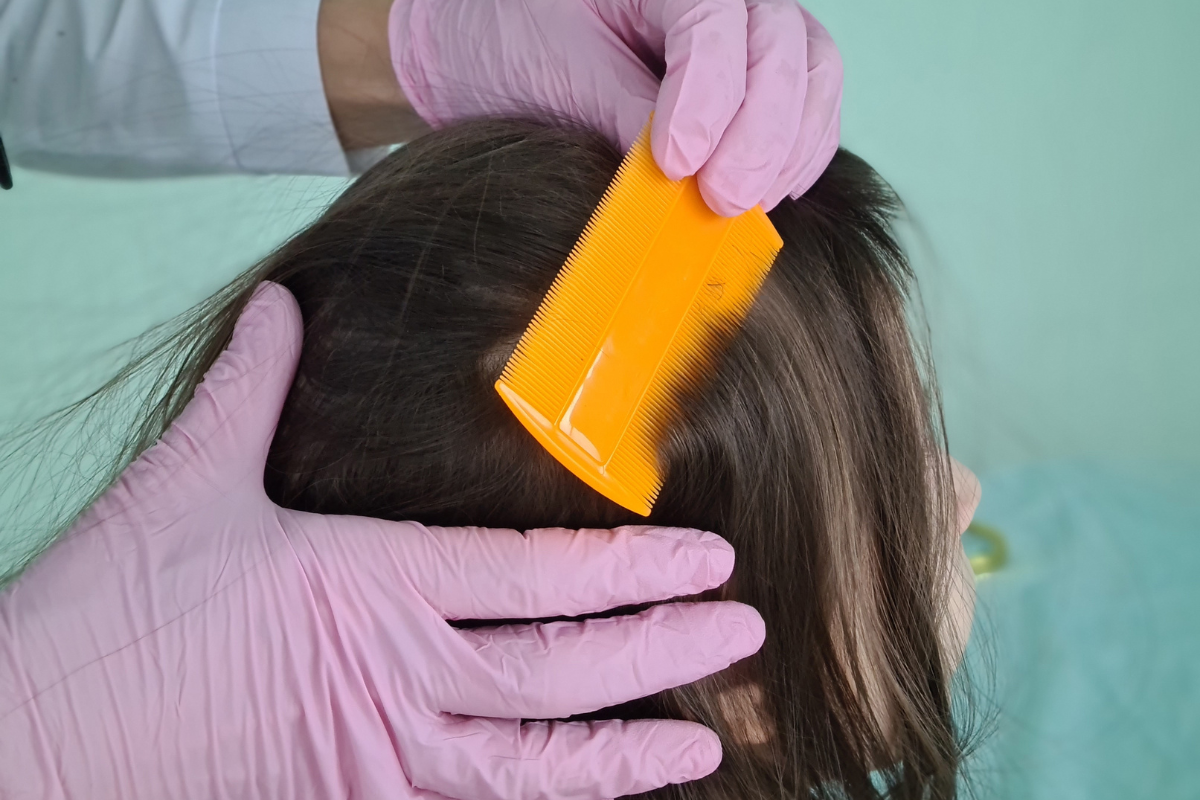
left=0, top=0, right=383, bottom=177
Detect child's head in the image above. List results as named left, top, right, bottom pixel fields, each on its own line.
left=147, top=118, right=977, bottom=798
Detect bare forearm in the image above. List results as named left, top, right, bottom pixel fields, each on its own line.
left=317, top=0, right=430, bottom=150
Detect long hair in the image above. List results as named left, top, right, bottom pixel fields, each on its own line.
left=10, top=118, right=972, bottom=798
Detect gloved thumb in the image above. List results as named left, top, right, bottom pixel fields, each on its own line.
left=146, top=282, right=302, bottom=497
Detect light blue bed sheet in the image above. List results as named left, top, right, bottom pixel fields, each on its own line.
left=965, top=461, right=1199, bottom=798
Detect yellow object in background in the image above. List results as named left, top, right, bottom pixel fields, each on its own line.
left=496, top=121, right=783, bottom=515
left=966, top=521, right=1009, bottom=577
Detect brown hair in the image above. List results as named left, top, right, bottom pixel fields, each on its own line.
left=21, top=118, right=972, bottom=798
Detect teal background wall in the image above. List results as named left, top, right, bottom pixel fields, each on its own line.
left=806, top=0, right=1200, bottom=469
left=1, top=0, right=1197, bottom=796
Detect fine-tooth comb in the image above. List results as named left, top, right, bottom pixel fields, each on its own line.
left=495, top=119, right=783, bottom=515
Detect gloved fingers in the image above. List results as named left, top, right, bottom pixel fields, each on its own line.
left=394, top=524, right=735, bottom=620
left=758, top=6, right=843, bottom=209
left=439, top=601, right=765, bottom=719
left=408, top=717, right=721, bottom=800
left=640, top=0, right=749, bottom=180
left=695, top=0, right=809, bottom=216
left=139, top=282, right=302, bottom=496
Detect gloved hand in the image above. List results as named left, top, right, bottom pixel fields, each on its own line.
left=0, top=283, right=765, bottom=800
left=388, top=0, right=842, bottom=216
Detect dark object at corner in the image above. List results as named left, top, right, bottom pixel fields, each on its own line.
left=0, top=132, right=12, bottom=190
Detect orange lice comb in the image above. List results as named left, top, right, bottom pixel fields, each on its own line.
left=495, top=120, right=783, bottom=516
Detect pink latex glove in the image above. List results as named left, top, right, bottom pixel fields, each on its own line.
left=0, top=283, right=765, bottom=800
left=389, top=0, right=842, bottom=216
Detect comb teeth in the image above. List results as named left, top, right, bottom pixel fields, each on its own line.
left=497, top=122, right=783, bottom=515
left=500, top=127, right=679, bottom=412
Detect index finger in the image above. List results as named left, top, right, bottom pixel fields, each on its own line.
left=397, top=524, right=735, bottom=620
left=695, top=0, right=810, bottom=216
left=642, top=0, right=749, bottom=180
